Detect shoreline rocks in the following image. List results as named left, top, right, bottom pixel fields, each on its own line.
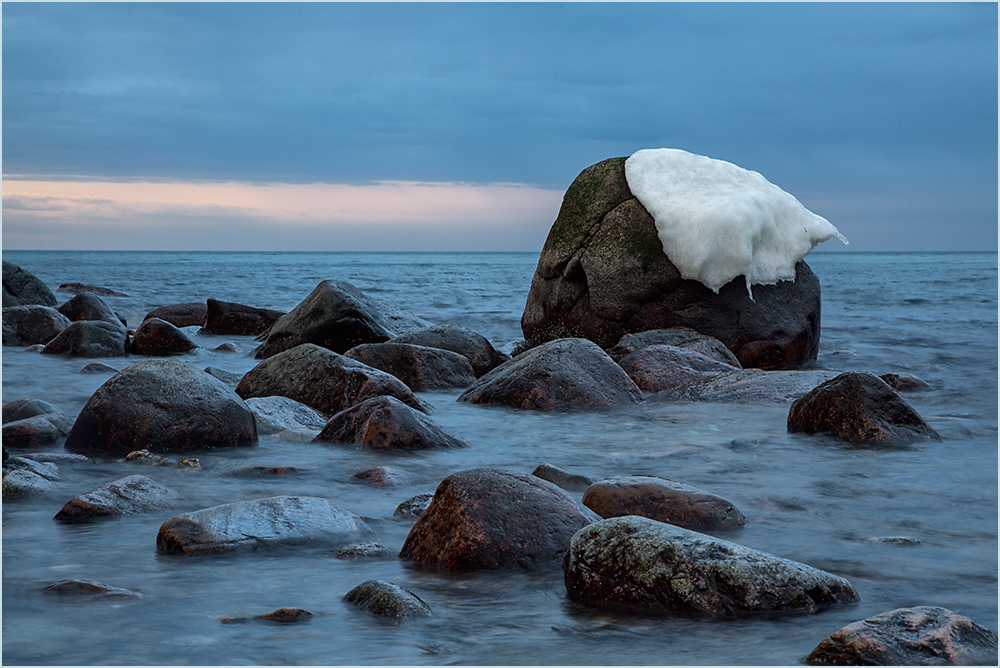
left=344, top=342, right=476, bottom=390
left=314, top=396, right=467, bottom=450
left=201, top=298, right=285, bottom=336
left=54, top=474, right=181, bottom=522
left=3, top=261, right=57, bottom=308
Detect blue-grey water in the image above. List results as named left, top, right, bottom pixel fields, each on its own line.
left=2, top=250, right=996, bottom=666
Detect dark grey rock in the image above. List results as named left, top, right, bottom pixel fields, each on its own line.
left=40, top=320, right=128, bottom=358
left=606, top=328, right=741, bottom=367
left=343, top=580, right=431, bottom=620
left=389, top=323, right=508, bottom=377
left=617, top=344, right=739, bottom=392
left=201, top=298, right=285, bottom=336
left=64, top=358, right=258, bottom=455
left=563, top=516, right=859, bottom=616
left=57, top=292, right=124, bottom=326
left=43, top=579, right=145, bottom=600
left=344, top=342, right=476, bottom=390
left=653, top=368, right=841, bottom=404
left=315, top=396, right=467, bottom=451
left=54, top=474, right=181, bottom=522
left=335, top=542, right=389, bottom=559
left=156, top=495, right=373, bottom=555
left=394, top=493, right=434, bottom=519
left=2, top=305, right=71, bottom=346
left=245, top=395, right=328, bottom=436
left=2, top=414, right=72, bottom=449
left=3, top=261, right=57, bottom=307
left=80, top=362, right=119, bottom=374
left=350, top=466, right=411, bottom=487
left=532, top=463, right=594, bottom=493
left=879, top=372, right=932, bottom=392
left=2, top=398, right=65, bottom=424
left=130, top=317, right=198, bottom=355
left=56, top=283, right=130, bottom=297
left=144, top=302, right=207, bottom=328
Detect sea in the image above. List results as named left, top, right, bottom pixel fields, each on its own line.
left=1, top=250, right=996, bottom=666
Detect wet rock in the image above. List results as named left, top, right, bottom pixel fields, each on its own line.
left=862, top=536, right=922, bottom=545
left=3, top=467, right=58, bottom=499
left=254, top=279, right=432, bottom=359
left=144, top=302, right=207, bottom=328
left=654, top=368, right=841, bottom=404
left=879, top=372, right=932, bottom=392
left=350, top=466, right=410, bottom=487
left=457, top=338, right=643, bottom=411
left=57, top=292, right=125, bottom=327
left=80, top=362, right=119, bottom=374
left=335, top=542, right=389, bottom=559
left=344, top=580, right=431, bottom=620
left=43, top=579, right=145, bottom=601
left=130, top=317, right=198, bottom=356
left=40, top=320, right=128, bottom=358
left=54, top=474, right=181, bottom=522
left=582, top=475, right=746, bottom=531
left=2, top=414, right=72, bottom=449
left=520, top=157, right=824, bottom=369
left=2, top=305, right=72, bottom=346
left=64, top=359, right=258, bottom=455
left=156, top=495, right=373, bottom=555
left=788, top=371, right=940, bottom=445
left=3, top=261, right=57, bottom=307
left=4, top=455, right=60, bottom=479
left=394, top=493, right=434, bottom=519
left=804, top=606, right=998, bottom=666
left=344, top=342, right=476, bottom=390
left=57, top=282, right=130, bottom=297
left=245, top=395, right=328, bottom=438
left=399, top=468, right=599, bottom=571
left=3, top=398, right=66, bottom=424
left=617, top=344, right=739, bottom=392
left=224, top=465, right=301, bottom=478
left=389, top=323, right=508, bottom=377
left=220, top=608, right=314, bottom=624
left=236, top=343, right=427, bottom=415
left=212, top=342, right=241, bottom=353
left=563, top=515, right=859, bottom=616
left=532, top=463, right=594, bottom=493
left=201, top=298, right=285, bottom=336
left=203, top=366, right=241, bottom=387
left=125, top=449, right=200, bottom=469
left=315, top=396, right=466, bottom=451
left=606, top=328, right=741, bottom=367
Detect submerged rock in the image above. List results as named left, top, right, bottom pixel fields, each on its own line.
left=41, top=320, right=128, bottom=358
left=3, top=261, right=57, bottom=308
left=788, top=371, right=940, bottom=445
left=201, top=298, right=285, bottom=336
left=56, top=282, right=130, bottom=297
left=236, top=343, right=427, bottom=415
left=344, top=342, right=476, bottom=390
left=582, top=476, right=746, bottom=531
left=616, top=344, right=738, bottom=393
left=224, top=465, right=301, bottom=478
left=245, top=396, right=328, bottom=436
left=389, top=323, right=508, bottom=377
left=2, top=466, right=59, bottom=499
left=335, top=542, right=390, bottom=559
left=2, top=305, right=71, bottom=346
left=457, top=338, right=643, bottom=411
left=254, top=279, right=431, bottom=359
left=532, top=463, right=594, bottom=493
left=43, top=579, right=145, bottom=601
left=520, top=157, right=824, bottom=369
left=156, top=495, right=373, bottom=555
left=219, top=608, right=314, bottom=624
left=80, top=362, right=119, bottom=374
left=350, top=466, right=411, bottom=487
left=3, top=398, right=66, bottom=424
left=315, top=396, right=467, bottom=450
left=804, top=606, right=998, bottom=666
left=64, top=359, right=258, bottom=455
left=144, top=302, right=207, bottom=328
left=54, top=474, right=181, bottom=522
left=653, top=368, right=841, bottom=404
left=125, top=449, right=201, bottom=469
left=130, top=317, right=198, bottom=356
left=563, top=515, right=859, bottom=616
left=394, top=493, right=434, bottom=519
left=399, top=468, right=599, bottom=571
left=344, top=580, right=431, bottom=620
left=878, top=372, right=932, bottom=392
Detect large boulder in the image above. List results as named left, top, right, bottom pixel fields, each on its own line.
left=398, top=468, right=599, bottom=570
left=201, top=298, right=285, bottom=336
left=54, top=474, right=181, bottom=522
left=57, top=293, right=124, bottom=326
left=457, top=338, right=643, bottom=411
left=144, top=302, right=208, bottom=328
left=804, top=606, right=998, bottom=666
left=156, top=496, right=373, bottom=555
left=582, top=476, right=746, bottom=531
left=2, top=306, right=72, bottom=346
left=314, top=396, right=468, bottom=450
left=616, top=344, right=739, bottom=393
left=64, top=359, right=258, bottom=455
left=788, top=371, right=940, bottom=445
left=254, top=280, right=431, bottom=359
left=236, top=343, right=427, bottom=415
left=389, top=324, right=507, bottom=377
left=520, top=157, right=823, bottom=369
left=40, top=321, right=128, bottom=358
left=563, top=515, right=859, bottom=616
left=344, top=342, right=476, bottom=390
left=2, top=261, right=57, bottom=307
left=130, top=318, right=198, bottom=356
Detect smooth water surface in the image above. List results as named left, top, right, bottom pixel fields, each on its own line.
left=2, top=251, right=996, bottom=665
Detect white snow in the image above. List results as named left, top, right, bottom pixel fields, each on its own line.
left=624, top=148, right=847, bottom=298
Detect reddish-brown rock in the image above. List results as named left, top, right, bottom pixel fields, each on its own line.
left=582, top=475, right=746, bottom=531
left=389, top=323, right=507, bottom=377
left=399, top=468, right=599, bottom=570
left=617, top=344, right=738, bottom=392
left=201, top=298, right=285, bottom=336
left=315, top=395, right=466, bottom=450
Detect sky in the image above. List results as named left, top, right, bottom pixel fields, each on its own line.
left=2, top=2, right=997, bottom=252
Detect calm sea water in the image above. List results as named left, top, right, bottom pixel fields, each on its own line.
left=2, top=250, right=996, bottom=666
